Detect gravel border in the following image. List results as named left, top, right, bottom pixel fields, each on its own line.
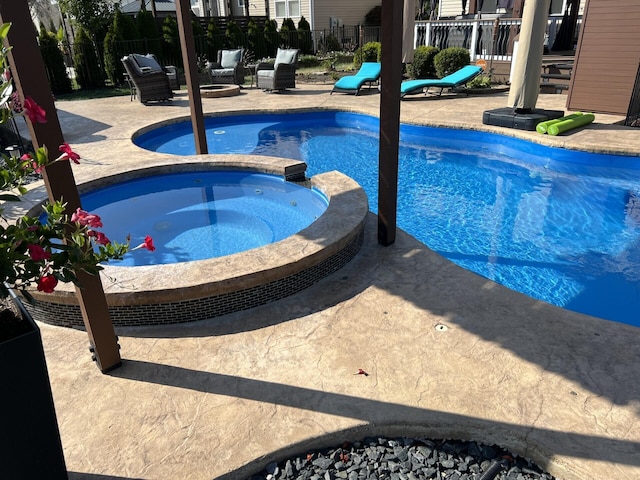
left=247, top=436, right=556, bottom=480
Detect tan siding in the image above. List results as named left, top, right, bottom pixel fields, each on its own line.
left=313, top=0, right=379, bottom=30
left=567, top=0, right=640, bottom=115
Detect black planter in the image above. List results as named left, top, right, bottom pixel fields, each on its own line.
left=0, top=291, right=68, bottom=479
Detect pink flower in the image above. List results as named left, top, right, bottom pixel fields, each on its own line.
left=133, top=235, right=156, bottom=252
left=37, top=275, right=58, bottom=293
left=88, top=230, right=111, bottom=245
left=23, top=96, right=47, bottom=124
left=58, top=143, right=80, bottom=164
left=2, top=68, right=11, bottom=82
left=20, top=153, right=43, bottom=174
left=27, top=244, right=51, bottom=261
left=71, top=208, right=103, bottom=228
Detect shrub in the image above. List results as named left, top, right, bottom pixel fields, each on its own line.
left=353, top=41, right=381, bottom=67
left=38, top=27, right=72, bottom=94
left=407, top=45, right=439, bottom=79
left=324, top=34, right=342, bottom=53
left=433, top=47, right=470, bottom=78
left=298, top=55, right=320, bottom=68
left=467, top=74, right=491, bottom=88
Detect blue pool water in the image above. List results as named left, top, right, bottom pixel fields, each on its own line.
left=134, top=111, right=640, bottom=326
left=81, top=171, right=328, bottom=266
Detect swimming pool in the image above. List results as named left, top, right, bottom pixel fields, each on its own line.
left=135, top=111, right=640, bottom=327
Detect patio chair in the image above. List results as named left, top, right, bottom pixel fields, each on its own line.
left=331, top=62, right=381, bottom=95
left=208, top=49, right=245, bottom=85
left=121, top=53, right=173, bottom=104
left=256, top=48, right=299, bottom=92
left=400, top=65, right=483, bottom=98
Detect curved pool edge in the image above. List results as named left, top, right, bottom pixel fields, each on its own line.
left=21, top=160, right=368, bottom=328
left=131, top=106, right=640, bottom=158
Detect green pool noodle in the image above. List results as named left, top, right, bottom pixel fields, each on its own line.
left=547, top=113, right=595, bottom=136
left=536, top=112, right=584, bottom=134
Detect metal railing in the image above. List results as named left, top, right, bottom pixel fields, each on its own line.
left=414, top=15, right=582, bottom=62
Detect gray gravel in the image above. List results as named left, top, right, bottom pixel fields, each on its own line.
left=247, top=436, right=556, bottom=480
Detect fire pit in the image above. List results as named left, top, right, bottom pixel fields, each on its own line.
left=200, top=84, right=241, bottom=98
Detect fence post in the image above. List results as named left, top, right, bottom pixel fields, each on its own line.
left=470, top=19, right=479, bottom=60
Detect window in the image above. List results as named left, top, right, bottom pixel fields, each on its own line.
left=275, top=0, right=300, bottom=18
left=238, top=0, right=244, bottom=8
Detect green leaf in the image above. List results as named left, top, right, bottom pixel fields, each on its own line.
left=0, top=23, right=11, bottom=41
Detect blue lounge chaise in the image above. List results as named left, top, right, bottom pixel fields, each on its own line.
left=400, top=65, right=483, bottom=98
left=331, top=62, right=381, bottom=95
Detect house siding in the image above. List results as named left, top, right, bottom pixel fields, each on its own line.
left=312, top=0, right=378, bottom=30
left=567, top=0, right=640, bottom=115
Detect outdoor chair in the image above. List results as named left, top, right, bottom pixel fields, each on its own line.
left=400, top=65, right=483, bottom=98
left=121, top=53, right=174, bottom=104
left=256, top=48, right=299, bottom=92
left=331, top=62, right=381, bottom=95
left=208, top=49, right=245, bottom=85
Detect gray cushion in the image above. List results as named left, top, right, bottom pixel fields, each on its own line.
left=131, top=53, right=162, bottom=73
left=274, top=49, right=297, bottom=66
left=211, top=68, right=235, bottom=76
left=257, top=70, right=275, bottom=79
left=220, top=49, right=242, bottom=68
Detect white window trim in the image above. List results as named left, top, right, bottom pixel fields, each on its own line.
left=274, top=0, right=300, bottom=18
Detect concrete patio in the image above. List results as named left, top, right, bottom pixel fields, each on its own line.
left=33, top=84, right=640, bottom=479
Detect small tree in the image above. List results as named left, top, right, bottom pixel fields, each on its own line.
left=279, top=18, right=297, bottom=48
left=102, top=25, right=122, bottom=86
left=103, top=8, right=139, bottom=86
left=263, top=19, right=278, bottom=58
left=225, top=20, right=244, bottom=49
left=74, top=26, right=104, bottom=89
left=38, top=27, right=72, bottom=94
left=297, top=16, right=313, bottom=55
left=207, top=19, right=224, bottom=61
left=137, top=8, right=162, bottom=58
left=162, top=16, right=181, bottom=66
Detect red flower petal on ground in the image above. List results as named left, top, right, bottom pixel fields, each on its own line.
left=27, top=244, right=51, bottom=261
left=37, top=275, right=58, bottom=293
left=23, top=96, right=47, bottom=124
left=59, top=142, right=81, bottom=164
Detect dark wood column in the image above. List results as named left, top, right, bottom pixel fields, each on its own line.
left=377, top=0, right=404, bottom=246
left=0, top=2, right=121, bottom=373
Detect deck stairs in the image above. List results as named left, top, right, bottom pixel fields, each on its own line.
left=540, top=56, right=574, bottom=94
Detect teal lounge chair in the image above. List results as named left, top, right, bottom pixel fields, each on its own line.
left=400, top=65, right=483, bottom=98
left=331, top=62, right=381, bottom=95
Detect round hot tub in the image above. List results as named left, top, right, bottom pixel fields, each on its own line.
left=23, top=159, right=367, bottom=328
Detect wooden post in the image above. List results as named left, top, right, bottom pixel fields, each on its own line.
left=0, top=2, right=121, bottom=373
left=377, top=0, right=404, bottom=246
left=175, top=0, right=208, bottom=154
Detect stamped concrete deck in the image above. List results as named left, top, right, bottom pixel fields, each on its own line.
left=33, top=84, right=640, bottom=480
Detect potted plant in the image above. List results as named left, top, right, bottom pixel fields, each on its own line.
left=0, top=22, right=154, bottom=478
